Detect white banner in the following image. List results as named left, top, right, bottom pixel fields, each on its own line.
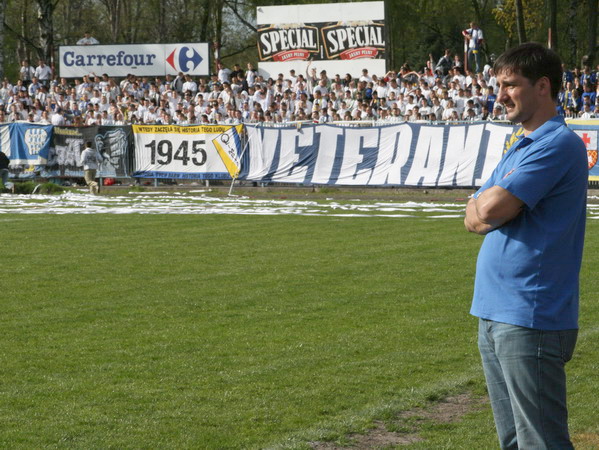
left=132, top=124, right=238, bottom=180
left=242, top=122, right=519, bottom=187
left=59, top=43, right=210, bottom=78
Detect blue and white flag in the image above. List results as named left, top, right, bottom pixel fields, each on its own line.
left=9, top=123, right=53, bottom=164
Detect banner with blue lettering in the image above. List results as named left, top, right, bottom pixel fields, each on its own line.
left=241, top=122, right=520, bottom=187
left=8, top=123, right=53, bottom=165
left=566, top=119, right=599, bottom=179
left=132, top=124, right=239, bottom=179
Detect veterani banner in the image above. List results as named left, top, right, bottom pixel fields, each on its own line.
left=242, top=122, right=522, bottom=187
left=132, top=124, right=241, bottom=179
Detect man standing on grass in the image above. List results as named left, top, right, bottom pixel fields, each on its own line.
left=80, top=141, right=104, bottom=195
left=464, top=43, right=587, bottom=449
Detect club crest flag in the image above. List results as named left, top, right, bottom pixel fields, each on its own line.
left=212, top=125, right=243, bottom=178
left=573, top=130, right=598, bottom=169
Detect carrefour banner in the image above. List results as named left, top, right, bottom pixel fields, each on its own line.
left=566, top=119, right=599, bottom=179
left=242, top=122, right=521, bottom=187
left=59, top=43, right=210, bottom=78
left=132, top=124, right=242, bottom=179
left=7, top=123, right=53, bottom=165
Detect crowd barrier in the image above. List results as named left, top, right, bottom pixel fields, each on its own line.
left=1, top=119, right=598, bottom=187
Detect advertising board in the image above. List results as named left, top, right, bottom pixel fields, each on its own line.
left=59, top=43, right=210, bottom=78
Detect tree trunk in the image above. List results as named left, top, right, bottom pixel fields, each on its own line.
left=157, top=0, right=166, bottom=43
left=18, top=0, right=30, bottom=63
left=213, top=0, right=224, bottom=64
left=199, top=0, right=211, bottom=42
left=0, top=0, right=6, bottom=79
left=35, top=0, right=57, bottom=63
left=101, top=0, right=122, bottom=43
left=515, top=0, right=527, bottom=44
left=587, top=0, right=598, bottom=66
left=567, top=0, right=579, bottom=65
left=385, top=0, right=393, bottom=70
left=548, top=0, right=558, bottom=50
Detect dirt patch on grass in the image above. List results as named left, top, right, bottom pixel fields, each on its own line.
left=572, top=432, right=599, bottom=449
left=310, top=393, right=487, bottom=449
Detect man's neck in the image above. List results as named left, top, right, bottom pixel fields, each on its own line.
left=522, top=105, right=558, bottom=136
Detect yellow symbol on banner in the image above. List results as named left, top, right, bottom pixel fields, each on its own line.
left=503, top=127, right=524, bottom=154
left=213, top=125, right=243, bottom=178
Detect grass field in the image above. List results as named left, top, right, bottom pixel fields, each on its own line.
left=1, top=206, right=598, bottom=448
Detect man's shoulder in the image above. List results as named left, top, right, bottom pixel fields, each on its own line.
left=523, top=121, right=587, bottom=170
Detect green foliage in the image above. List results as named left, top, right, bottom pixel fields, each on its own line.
left=1, top=0, right=596, bottom=75
left=0, top=212, right=597, bottom=447
left=11, top=180, right=37, bottom=194
left=11, top=181, right=65, bottom=194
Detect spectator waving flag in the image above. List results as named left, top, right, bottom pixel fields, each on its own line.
left=212, top=125, right=244, bottom=178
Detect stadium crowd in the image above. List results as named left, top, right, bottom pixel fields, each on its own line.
left=1, top=51, right=598, bottom=127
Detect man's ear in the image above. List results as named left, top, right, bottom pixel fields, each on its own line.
left=536, top=76, right=552, bottom=97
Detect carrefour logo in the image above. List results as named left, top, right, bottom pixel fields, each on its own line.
left=166, top=46, right=203, bottom=72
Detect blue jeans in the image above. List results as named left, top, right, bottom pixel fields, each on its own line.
left=478, top=318, right=577, bottom=449
left=0, top=168, right=9, bottom=186
left=468, top=48, right=482, bottom=73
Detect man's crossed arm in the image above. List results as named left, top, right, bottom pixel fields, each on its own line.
left=464, top=185, right=524, bottom=235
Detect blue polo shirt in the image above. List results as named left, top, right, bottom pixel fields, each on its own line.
left=471, top=116, right=587, bottom=330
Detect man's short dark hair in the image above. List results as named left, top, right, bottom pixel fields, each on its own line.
left=493, top=42, right=562, bottom=100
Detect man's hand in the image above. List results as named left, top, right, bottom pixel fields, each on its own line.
left=464, top=185, right=524, bottom=235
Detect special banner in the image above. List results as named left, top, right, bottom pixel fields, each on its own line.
left=132, top=124, right=243, bottom=179
left=41, top=126, right=132, bottom=178
left=256, top=2, right=385, bottom=62
left=258, top=21, right=385, bottom=62
left=242, top=122, right=521, bottom=187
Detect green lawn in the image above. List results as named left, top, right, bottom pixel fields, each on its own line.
left=1, top=213, right=597, bottom=449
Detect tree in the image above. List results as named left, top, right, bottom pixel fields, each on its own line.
left=35, top=0, right=59, bottom=63
left=566, top=0, right=579, bottom=65
left=586, top=0, right=597, bottom=66
left=514, top=0, right=527, bottom=43
left=0, top=0, right=6, bottom=78
left=493, top=0, right=544, bottom=49
left=100, top=0, right=122, bottom=43
left=548, top=0, right=558, bottom=50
